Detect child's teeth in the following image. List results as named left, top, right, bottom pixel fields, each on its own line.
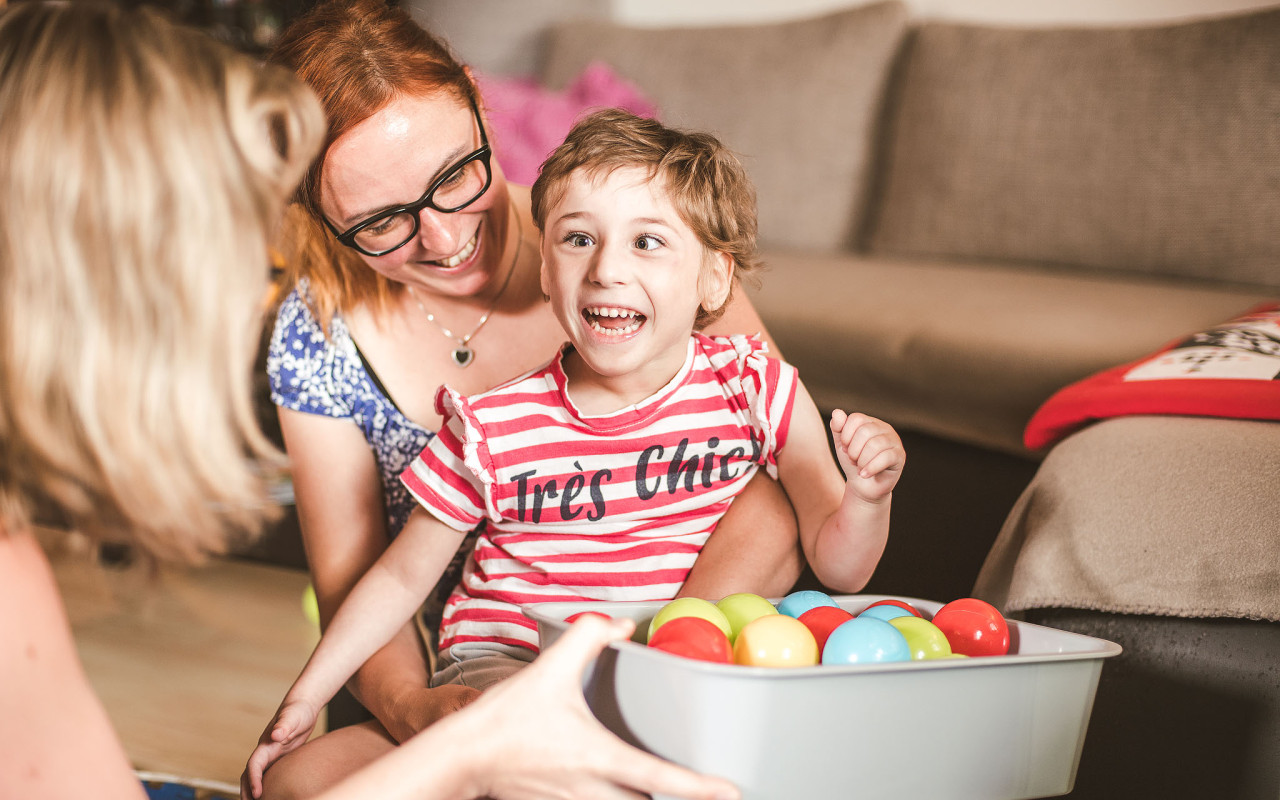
left=585, top=306, right=643, bottom=335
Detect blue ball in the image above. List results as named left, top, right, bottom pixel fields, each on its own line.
left=857, top=604, right=914, bottom=623
left=822, top=617, right=912, bottom=665
left=777, top=589, right=839, bottom=619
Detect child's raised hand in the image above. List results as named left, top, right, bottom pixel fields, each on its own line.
left=240, top=698, right=321, bottom=799
left=829, top=410, right=905, bottom=503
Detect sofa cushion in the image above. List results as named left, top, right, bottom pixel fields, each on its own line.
left=540, top=2, right=909, bottom=252
left=745, top=250, right=1277, bottom=455
left=865, top=8, right=1280, bottom=291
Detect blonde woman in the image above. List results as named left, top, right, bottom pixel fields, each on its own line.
left=0, top=5, right=738, bottom=800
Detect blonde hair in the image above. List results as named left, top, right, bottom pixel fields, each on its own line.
left=0, top=3, right=325, bottom=562
left=531, top=108, right=760, bottom=329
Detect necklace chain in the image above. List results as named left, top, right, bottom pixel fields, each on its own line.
left=407, top=200, right=523, bottom=368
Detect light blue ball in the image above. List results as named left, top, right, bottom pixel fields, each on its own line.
left=822, top=617, right=912, bottom=665
left=777, top=589, right=839, bottom=619
left=858, top=604, right=914, bottom=623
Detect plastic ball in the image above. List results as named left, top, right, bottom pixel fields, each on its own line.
left=733, top=614, right=819, bottom=667
left=716, top=592, right=779, bottom=643
left=888, top=616, right=952, bottom=660
left=797, top=605, right=855, bottom=652
left=301, top=583, right=320, bottom=628
left=647, top=597, right=733, bottom=642
left=565, top=611, right=613, bottom=624
left=931, top=598, right=1010, bottom=657
left=858, top=604, right=915, bottom=623
left=821, top=617, right=911, bottom=665
left=862, top=598, right=924, bottom=618
left=647, top=616, right=733, bottom=663
left=776, top=589, right=839, bottom=619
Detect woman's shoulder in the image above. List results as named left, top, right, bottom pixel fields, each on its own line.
left=266, top=283, right=360, bottom=416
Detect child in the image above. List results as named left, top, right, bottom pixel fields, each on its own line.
left=246, top=109, right=904, bottom=779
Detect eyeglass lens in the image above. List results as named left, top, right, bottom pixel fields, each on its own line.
left=352, top=157, right=489, bottom=254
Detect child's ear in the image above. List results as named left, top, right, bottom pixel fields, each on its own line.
left=698, top=249, right=734, bottom=314
left=539, top=235, right=552, bottom=299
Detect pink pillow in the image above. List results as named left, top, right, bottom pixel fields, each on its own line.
left=476, top=62, right=658, bottom=186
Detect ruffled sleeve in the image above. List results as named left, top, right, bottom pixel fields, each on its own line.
left=400, top=385, right=499, bottom=531
left=266, top=286, right=354, bottom=418
left=705, top=334, right=800, bottom=481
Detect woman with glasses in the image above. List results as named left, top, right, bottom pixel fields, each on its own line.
left=259, top=1, right=802, bottom=795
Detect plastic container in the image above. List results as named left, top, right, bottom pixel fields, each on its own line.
left=527, top=594, right=1121, bottom=800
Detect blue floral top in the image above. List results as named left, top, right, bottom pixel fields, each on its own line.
left=267, top=281, right=472, bottom=640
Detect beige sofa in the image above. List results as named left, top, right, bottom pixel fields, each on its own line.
left=541, top=2, right=1279, bottom=457
left=535, top=5, right=1280, bottom=797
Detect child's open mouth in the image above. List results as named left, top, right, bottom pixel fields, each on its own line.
left=583, top=306, right=645, bottom=336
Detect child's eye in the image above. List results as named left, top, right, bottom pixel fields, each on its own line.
left=634, top=234, right=664, bottom=251
left=563, top=232, right=594, bottom=248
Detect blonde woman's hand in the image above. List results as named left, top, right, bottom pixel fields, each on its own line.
left=446, top=615, right=741, bottom=800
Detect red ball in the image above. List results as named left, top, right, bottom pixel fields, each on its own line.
left=797, top=605, right=856, bottom=652
left=565, top=611, right=613, bottom=624
left=862, top=598, right=923, bottom=618
left=931, top=598, right=1010, bottom=657
left=647, top=615, right=733, bottom=663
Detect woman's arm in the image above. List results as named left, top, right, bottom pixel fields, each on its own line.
left=280, top=409, right=477, bottom=742
left=678, top=287, right=803, bottom=601
left=0, top=532, right=147, bottom=800
left=678, top=473, right=803, bottom=600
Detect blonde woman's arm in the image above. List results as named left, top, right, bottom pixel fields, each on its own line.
left=0, top=532, right=147, bottom=800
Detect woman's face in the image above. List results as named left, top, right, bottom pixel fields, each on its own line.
left=319, top=91, right=511, bottom=300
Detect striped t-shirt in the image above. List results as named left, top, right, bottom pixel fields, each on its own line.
left=401, top=333, right=799, bottom=652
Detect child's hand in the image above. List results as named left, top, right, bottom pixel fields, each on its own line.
left=240, top=698, right=321, bottom=799
left=829, top=410, right=905, bottom=503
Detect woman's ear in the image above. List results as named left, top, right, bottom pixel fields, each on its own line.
left=698, top=249, right=734, bottom=314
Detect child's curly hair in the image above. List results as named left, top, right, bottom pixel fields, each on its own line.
left=531, top=108, right=759, bottom=328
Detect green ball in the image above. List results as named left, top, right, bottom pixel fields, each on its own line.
left=646, top=597, right=732, bottom=642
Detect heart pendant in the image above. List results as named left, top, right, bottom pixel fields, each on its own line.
left=451, top=346, right=474, bottom=368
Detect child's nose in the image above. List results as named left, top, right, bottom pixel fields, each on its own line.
left=588, top=243, right=630, bottom=285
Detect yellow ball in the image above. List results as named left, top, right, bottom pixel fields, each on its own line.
left=301, top=583, right=320, bottom=628
left=733, top=614, right=819, bottom=667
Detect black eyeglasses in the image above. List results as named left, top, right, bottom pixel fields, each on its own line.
left=323, top=97, right=493, bottom=257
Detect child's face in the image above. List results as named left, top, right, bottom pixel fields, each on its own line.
left=540, top=166, right=732, bottom=396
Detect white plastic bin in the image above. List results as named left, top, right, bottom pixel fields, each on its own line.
left=527, top=594, right=1121, bottom=800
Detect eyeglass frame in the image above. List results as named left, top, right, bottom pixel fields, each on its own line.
left=321, top=96, right=493, bottom=257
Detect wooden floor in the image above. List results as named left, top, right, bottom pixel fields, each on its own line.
left=47, top=533, right=320, bottom=790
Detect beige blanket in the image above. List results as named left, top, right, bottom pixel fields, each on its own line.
left=974, top=415, right=1280, bottom=621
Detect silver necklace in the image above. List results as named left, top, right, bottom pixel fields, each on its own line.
left=407, top=203, right=523, bottom=368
